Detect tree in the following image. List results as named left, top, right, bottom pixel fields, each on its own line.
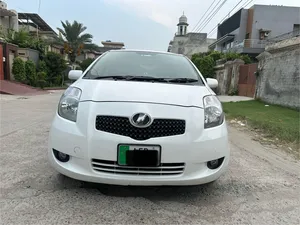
left=191, top=51, right=254, bottom=78
left=12, top=58, right=26, bottom=83
left=195, top=56, right=215, bottom=78
left=208, top=51, right=224, bottom=61
left=44, top=52, right=67, bottom=86
left=5, top=29, right=47, bottom=59
left=5, top=29, right=31, bottom=47
left=79, top=58, right=95, bottom=71
left=29, top=38, right=47, bottom=60
left=56, top=20, right=97, bottom=64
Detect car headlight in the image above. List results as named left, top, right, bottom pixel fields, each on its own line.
left=58, top=87, right=82, bottom=122
left=203, top=95, right=224, bottom=129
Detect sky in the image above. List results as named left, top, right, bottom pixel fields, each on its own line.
left=6, top=0, right=300, bottom=51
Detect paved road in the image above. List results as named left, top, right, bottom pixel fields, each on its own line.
left=218, top=95, right=253, bottom=102
left=1, top=92, right=300, bottom=225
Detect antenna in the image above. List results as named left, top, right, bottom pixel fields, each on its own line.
left=38, top=0, right=41, bottom=14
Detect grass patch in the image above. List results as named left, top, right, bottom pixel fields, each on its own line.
left=222, top=100, right=300, bottom=144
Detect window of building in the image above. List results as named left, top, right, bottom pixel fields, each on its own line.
left=180, top=26, right=183, bottom=35
left=178, top=47, right=184, bottom=54
left=259, top=29, right=271, bottom=40
left=245, top=33, right=250, bottom=39
left=293, top=24, right=300, bottom=37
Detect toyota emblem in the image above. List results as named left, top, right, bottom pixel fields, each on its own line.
left=130, top=113, right=152, bottom=128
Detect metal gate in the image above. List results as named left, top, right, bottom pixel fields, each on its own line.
left=0, top=45, right=3, bottom=80
left=238, top=63, right=258, bottom=97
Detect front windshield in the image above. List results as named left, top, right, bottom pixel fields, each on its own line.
left=84, top=51, right=203, bottom=82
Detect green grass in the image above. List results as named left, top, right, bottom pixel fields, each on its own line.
left=222, top=100, right=300, bottom=144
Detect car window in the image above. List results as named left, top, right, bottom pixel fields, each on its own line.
left=84, top=51, right=203, bottom=82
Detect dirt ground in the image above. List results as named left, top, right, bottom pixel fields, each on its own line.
left=1, top=92, right=299, bottom=225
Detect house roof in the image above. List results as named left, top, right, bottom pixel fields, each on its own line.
left=0, top=8, right=16, bottom=17
left=101, top=41, right=124, bottom=46
left=18, top=13, right=56, bottom=34
left=208, top=34, right=235, bottom=49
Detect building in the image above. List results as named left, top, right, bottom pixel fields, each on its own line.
left=209, top=5, right=300, bottom=56
left=18, top=13, right=57, bottom=41
left=168, top=14, right=216, bottom=58
left=76, top=40, right=125, bottom=62
left=101, top=40, right=125, bottom=50
left=0, top=1, right=67, bottom=81
left=0, top=1, right=18, bottom=35
left=18, top=13, right=68, bottom=61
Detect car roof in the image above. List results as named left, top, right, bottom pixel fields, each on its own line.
left=108, top=49, right=184, bottom=57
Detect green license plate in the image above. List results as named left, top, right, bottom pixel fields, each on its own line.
left=118, top=144, right=161, bottom=166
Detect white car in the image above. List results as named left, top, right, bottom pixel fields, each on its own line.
left=48, top=50, right=229, bottom=186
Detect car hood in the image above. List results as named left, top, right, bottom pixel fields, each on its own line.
left=75, top=80, right=213, bottom=108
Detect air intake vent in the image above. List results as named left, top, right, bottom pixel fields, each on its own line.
left=91, top=159, right=185, bottom=176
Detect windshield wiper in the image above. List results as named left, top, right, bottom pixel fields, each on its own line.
left=166, top=78, right=199, bottom=83
left=126, top=76, right=168, bottom=82
left=91, top=75, right=168, bottom=82
left=93, top=75, right=128, bottom=80
left=87, top=75, right=198, bottom=83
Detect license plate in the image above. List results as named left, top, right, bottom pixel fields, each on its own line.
left=118, top=144, right=161, bottom=167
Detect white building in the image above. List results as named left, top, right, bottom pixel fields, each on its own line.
left=0, top=1, right=18, bottom=35
left=168, top=14, right=216, bottom=58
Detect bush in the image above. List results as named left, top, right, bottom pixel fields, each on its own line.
left=44, top=52, right=67, bottom=86
left=6, top=29, right=46, bottom=58
left=37, top=60, right=47, bottom=73
left=191, top=51, right=255, bottom=78
left=228, top=88, right=239, bottom=96
left=240, top=55, right=252, bottom=64
left=25, top=60, right=36, bottom=86
left=29, top=38, right=46, bottom=60
left=209, top=51, right=224, bottom=61
left=12, top=58, right=26, bottom=83
left=193, top=55, right=215, bottom=78
left=223, top=52, right=240, bottom=61
left=191, top=52, right=209, bottom=62
left=36, top=71, right=47, bottom=89
left=79, top=58, right=95, bottom=71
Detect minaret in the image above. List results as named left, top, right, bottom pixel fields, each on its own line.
left=177, top=12, right=189, bottom=36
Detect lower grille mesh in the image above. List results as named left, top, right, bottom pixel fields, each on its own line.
left=91, top=159, right=185, bottom=176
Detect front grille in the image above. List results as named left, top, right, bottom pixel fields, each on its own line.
left=91, top=159, right=185, bottom=176
left=95, top=116, right=185, bottom=140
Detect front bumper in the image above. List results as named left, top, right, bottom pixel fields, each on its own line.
left=48, top=102, right=230, bottom=186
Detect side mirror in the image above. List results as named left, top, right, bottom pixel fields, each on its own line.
left=206, top=78, right=218, bottom=89
left=68, top=70, right=83, bottom=80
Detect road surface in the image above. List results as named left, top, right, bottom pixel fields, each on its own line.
left=1, top=92, right=299, bottom=225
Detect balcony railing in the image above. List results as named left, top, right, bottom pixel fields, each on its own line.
left=222, top=29, right=300, bottom=52
left=243, top=39, right=267, bottom=48
left=221, top=39, right=266, bottom=53
left=266, top=29, right=300, bottom=43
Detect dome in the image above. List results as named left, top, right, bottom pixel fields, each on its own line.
left=179, top=14, right=187, bottom=24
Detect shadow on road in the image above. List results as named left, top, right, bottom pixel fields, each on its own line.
left=56, top=174, right=217, bottom=200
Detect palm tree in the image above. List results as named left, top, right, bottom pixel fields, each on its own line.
left=57, top=20, right=97, bottom=65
